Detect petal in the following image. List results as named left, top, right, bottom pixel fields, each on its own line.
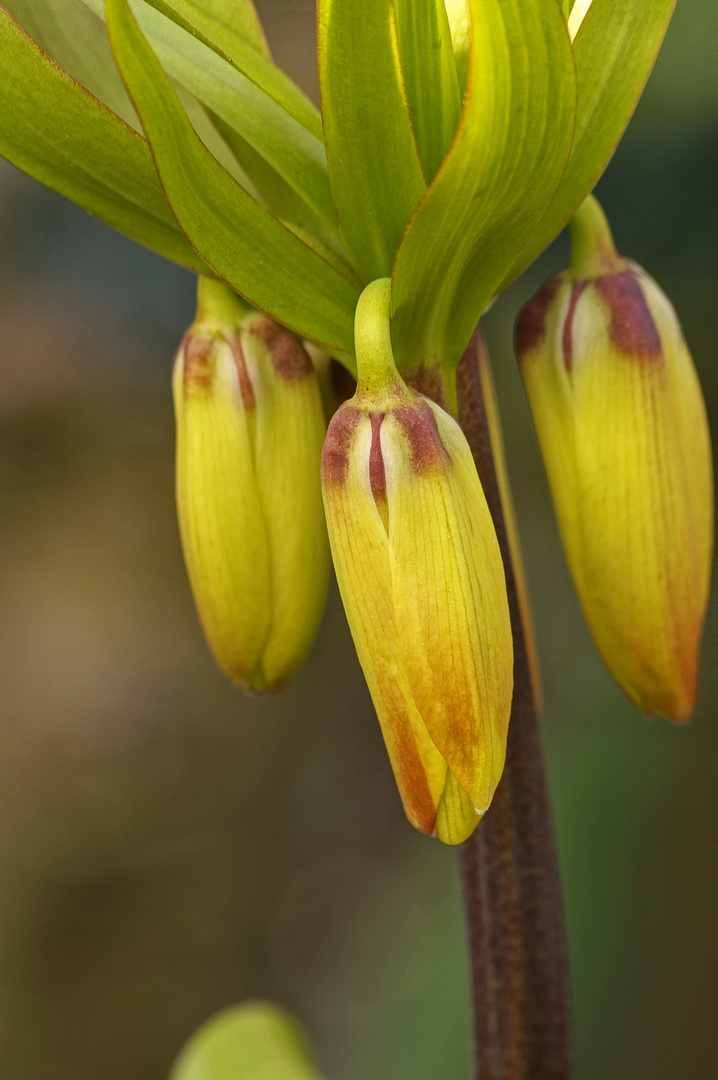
left=570, top=281, right=711, bottom=719
left=383, top=399, right=513, bottom=812
left=243, top=319, right=331, bottom=689
left=322, top=405, right=448, bottom=833
left=173, top=335, right=272, bottom=685
left=435, top=769, right=482, bottom=845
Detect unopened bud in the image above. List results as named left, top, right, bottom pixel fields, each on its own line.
left=173, top=278, right=330, bottom=691
left=516, top=196, right=713, bottom=722
left=322, top=280, right=513, bottom=843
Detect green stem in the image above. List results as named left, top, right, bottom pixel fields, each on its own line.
left=195, top=275, right=249, bottom=329
left=353, top=279, right=409, bottom=401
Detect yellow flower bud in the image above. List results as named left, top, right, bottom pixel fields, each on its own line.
left=322, top=280, right=513, bottom=843
left=173, top=278, right=330, bottom=691
left=516, top=197, right=713, bottom=722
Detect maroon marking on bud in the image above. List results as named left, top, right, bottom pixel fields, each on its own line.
left=369, top=413, right=387, bottom=503
left=562, top=280, right=587, bottom=373
left=321, top=406, right=361, bottom=486
left=515, top=276, right=563, bottom=357
left=229, top=332, right=256, bottom=409
left=593, top=272, right=663, bottom=360
left=392, top=400, right=449, bottom=474
left=183, top=333, right=214, bottom=393
left=250, top=316, right=312, bottom=382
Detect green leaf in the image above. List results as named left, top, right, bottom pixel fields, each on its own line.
left=143, top=0, right=323, bottom=140
left=394, top=0, right=461, bottom=183
left=6, top=0, right=263, bottom=193
left=502, top=0, right=677, bottom=287
left=391, top=0, right=577, bottom=375
left=3, top=0, right=139, bottom=126
left=159, top=0, right=270, bottom=60
left=88, top=0, right=332, bottom=237
left=84, top=0, right=323, bottom=141
left=169, top=1002, right=327, bottom=1080
left=174, top=83, right=262, bottom=191
left=83, top=0, right=333, bottom=235
left=105, top=0, right=358, bottom=355
left=4, top=0, right=252, bottom=189
left=0, top=7, right=207, bottom=272
left=210, top=115, right=356, bottom=276
left=318, top=0, right=426, bottom=283
left=143, top=9, right=336, bottom=229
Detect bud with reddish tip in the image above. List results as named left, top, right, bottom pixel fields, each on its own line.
left=516, top=196, right=713, bottom=722
left=173, top=278, right=330, bottom=691
left=322, top=279, right=513, bottom=843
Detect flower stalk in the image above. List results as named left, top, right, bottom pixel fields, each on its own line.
left=454, top=333, right=573, bottom=1080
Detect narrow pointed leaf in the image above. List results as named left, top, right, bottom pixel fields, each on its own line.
left=394, top=0, right=461, bottom=183
left=83, top=0, right=323, bottom=140
left=318, top=0, right=426, bottom=282
left=0, top=8, right=207, bottom=272
left=83, top=0, right=328, bottom=234
left=174, top=81, right=262, bottom=191
left=6, top=0, right=250, bottom=188
left=151, top=0, right=323, bottom=138
left=106, top=0, right=358, bottom=353
left=391, top=0, right=576, bottom=372
left=141, top=11, right=334, bottom=228
left=83, top=0, right=334, bottom=233
left=502, top=0, right=677, bottom=287
left=212, top=115, right=356, bottom=276
left=4, top=0, right=138, bottom=126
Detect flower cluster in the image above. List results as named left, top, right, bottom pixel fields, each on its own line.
left=2, top=0, right=707, bottom=844
left=175, top=202, right=712, bottom=838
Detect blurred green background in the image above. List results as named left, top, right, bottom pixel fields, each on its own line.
left=0, top=2, right=715, bottom=1078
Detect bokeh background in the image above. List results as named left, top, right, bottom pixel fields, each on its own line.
left=0, top=2, right=716, bottom=1078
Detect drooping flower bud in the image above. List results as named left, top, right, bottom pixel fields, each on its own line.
left=173, top=278, right=330, bottom=691
left=322, top=280, right=513, bottom=843
left=516, top=196, right=713, bottom=722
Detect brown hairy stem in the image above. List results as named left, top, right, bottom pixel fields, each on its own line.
left=414, top=330, right=573, bottom=1079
